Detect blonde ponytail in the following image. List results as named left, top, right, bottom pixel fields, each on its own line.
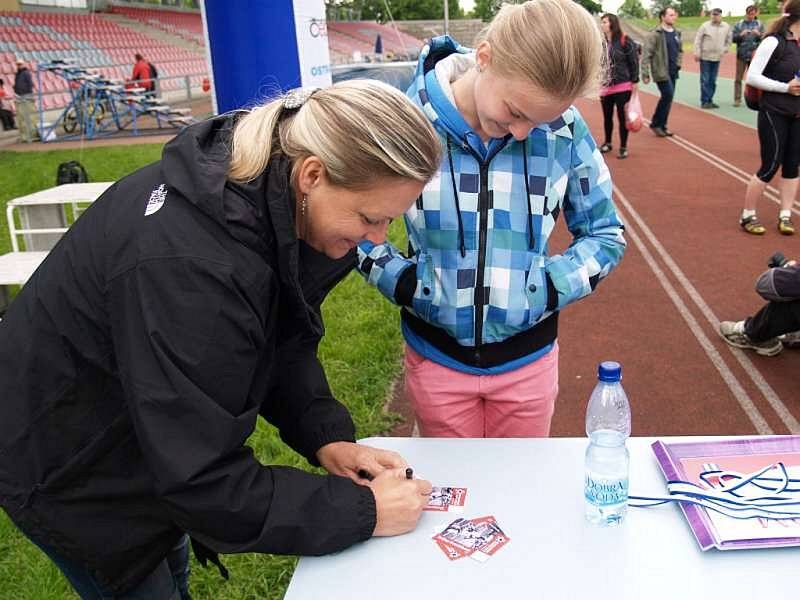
left=228, top=101, right=284, bottom=183
left=228, top=79, right=441, bottom=188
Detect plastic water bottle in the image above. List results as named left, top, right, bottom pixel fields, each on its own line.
left=584, top=361, right=631, bottom=526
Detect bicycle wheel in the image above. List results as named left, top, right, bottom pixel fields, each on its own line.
left=63, top=106, right=79, bottom=134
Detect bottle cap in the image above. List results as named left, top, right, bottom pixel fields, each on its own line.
left=598, top=361, right=622, bottom=382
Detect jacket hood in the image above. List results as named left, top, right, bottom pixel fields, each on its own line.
left=161, top=115, right=235, bottom=227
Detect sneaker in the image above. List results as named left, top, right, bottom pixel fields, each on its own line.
left=650, top=125, right=668, bottom=137
left=778, top=216, right=795, bottom=235
left=740, top=214, right=766, bottom=235
left=719, top=320, right=783, bottom=356
left=702, top=102, right=714, bottom=109
left=778, top=330, right=800, bottom=348
left=662, top=128, right=675, bottom=137
left=600, top=142, right=612, bottom=153
left=733, top=100, right=742, bottom=107
left=618, top=147, right=628, bottom=159
left=711, top=102, right=720, bottom=108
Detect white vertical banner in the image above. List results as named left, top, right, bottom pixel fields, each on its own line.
left=293, top=0, right=333, bottom=88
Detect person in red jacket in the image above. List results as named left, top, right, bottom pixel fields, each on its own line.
left=131, top=53, right=153, bottom=92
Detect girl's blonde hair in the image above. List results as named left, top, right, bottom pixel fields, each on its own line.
left=475, top=0, right=607, bottom=99
left=228, top=79, right=442, bottom=187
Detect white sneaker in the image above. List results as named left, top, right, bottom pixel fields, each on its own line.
left=719, top=320, right=783, bottom=356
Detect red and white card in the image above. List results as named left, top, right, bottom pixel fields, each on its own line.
left=432, top=515, right=510, bottom=562
left=424, top=486, right=468, bottom=513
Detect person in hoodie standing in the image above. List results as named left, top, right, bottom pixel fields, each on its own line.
left=357, top=0, right=626, bottom=439
left=599, top=13, right=639, bottom=159
left=0, top=80, right=440, bottom=600
left=641, top=7, right=682, bottom=137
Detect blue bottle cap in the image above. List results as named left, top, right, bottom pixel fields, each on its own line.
left=598, top=361, right=622, bottom=382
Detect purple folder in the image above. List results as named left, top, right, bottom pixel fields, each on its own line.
left=651, top=436, right=800, bottom=551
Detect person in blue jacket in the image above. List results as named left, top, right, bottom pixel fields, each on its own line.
left=357, top=0, right=626, bottom=438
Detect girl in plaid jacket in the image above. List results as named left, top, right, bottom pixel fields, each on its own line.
left=358, top=0, right=626, bottom=437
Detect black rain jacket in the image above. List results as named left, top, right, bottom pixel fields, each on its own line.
left=0, top=114, right=376, bottom=594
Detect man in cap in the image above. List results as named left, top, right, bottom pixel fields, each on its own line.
left=13, top=59, right=37, bottom=143
left=694, top=8, right=732, bottom=109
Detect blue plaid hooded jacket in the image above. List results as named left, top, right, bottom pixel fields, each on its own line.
left=357, top=37, right=626, bottom=372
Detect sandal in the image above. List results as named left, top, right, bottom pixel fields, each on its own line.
left=778, top=216, right=795, bottom=235
left=740, top=215, right=766, bottom=235
left=599, top=142, right=612, bottom=153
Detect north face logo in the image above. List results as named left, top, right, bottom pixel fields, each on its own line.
left=144, top=184, right=167, bottom=216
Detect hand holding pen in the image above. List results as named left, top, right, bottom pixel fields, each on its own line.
left=366, top=465, right=432, bottom=537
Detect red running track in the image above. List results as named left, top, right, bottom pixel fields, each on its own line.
left=550, top=93, right=800, bottom=437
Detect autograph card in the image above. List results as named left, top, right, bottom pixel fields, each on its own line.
left=424, top=486, right=468, bottom=513
left=432, top=515, right=510, bottom=562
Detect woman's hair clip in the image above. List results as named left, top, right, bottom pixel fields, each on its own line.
left=283, top=87, right=320, bottom=110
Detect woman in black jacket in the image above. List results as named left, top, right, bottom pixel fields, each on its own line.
left=599, top=13, right=640, bottom=159
left=0, top=80, right=441, bottom=599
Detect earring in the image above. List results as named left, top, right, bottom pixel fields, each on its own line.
left=299, top=194, right=310, bottom=239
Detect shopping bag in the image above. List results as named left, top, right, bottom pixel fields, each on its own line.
left=624, top=91, right=643, bottom=132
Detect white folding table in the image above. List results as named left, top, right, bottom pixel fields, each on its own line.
left=1, top=182, right=113, bottom=310
left=285, top=436, right=800, bottom=600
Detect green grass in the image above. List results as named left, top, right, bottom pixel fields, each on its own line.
left=0, top=145, right=408, bottom=599
left=631, top=13, right=779, bottom=30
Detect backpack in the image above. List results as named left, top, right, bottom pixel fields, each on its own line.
left=620, top=33, right=641, bottom=58
left=745, top=35, right=786, bottom=111
left=148, top=62, right=158, bottom=80
left=56, top=160, right=89, bottom=185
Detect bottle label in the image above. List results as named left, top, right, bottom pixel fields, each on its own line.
left=585, top=474, right=629, bottom=506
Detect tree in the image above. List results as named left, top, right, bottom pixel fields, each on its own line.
left=618, top=0, right=646, bottom=18
left=575, top=0, right=602, bottom=13
left=648, top=0, right=673, bottom=17
left=677, top=0, right=703, bottom=16
left=470, top=0, right=502, bottom=20
left=326, top=0, right=462, bottom=22
left=758, top=0, right=779, bottom=13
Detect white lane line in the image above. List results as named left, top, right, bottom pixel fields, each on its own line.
left=668, top=134, right=800, bottom=213
left=641, top=115, right=800, bottom=212
left=615, top=183, right=796, bottom=434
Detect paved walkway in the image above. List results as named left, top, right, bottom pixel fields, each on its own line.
left=639, top=67, right=757, bottom=130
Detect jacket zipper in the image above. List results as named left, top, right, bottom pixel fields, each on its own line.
left=466, top=141, right=509, bottom=362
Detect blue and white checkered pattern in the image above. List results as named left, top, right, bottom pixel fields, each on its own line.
left=357, top=36, right=626, bottom=347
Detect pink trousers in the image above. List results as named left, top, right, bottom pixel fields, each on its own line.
left=404, top=342, right=559, bottom=438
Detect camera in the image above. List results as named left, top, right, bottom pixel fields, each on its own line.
left=768, top=251, right=790, bottom=269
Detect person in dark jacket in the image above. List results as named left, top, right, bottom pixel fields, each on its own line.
left=13, top=59, right=36, bottom=142
left=0, top=80, right=441, bottom=599
left=641, top=7, right=682, bottom=137
left=599, top=13, right=639, bottom=159
left=719, top=258, right=800, bottom=355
